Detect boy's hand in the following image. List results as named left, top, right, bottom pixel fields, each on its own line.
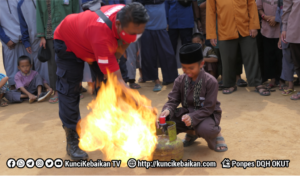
left=6, top=40, right=16, bottom=50
left=210, top=39, right=217, bottom=47
left=26, top=47, right=32, bottom=54
left=160, top=109, right=170, bottom=117
left=182, top=114, right=192, bottom=127
left=29, top=94, right=37, bottom=100
left=39, top=37, right=46, bottom=49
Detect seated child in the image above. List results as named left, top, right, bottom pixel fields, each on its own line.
left=158, top=43, right=227, bottom=152
left=192, top=33, right=219, bottom=78
left=0, top=73, right=9, bottom=107
left=5, top=55, right=52, bottom=103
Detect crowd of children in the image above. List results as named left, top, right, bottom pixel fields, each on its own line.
left=1, top=0, right=300, bottom=105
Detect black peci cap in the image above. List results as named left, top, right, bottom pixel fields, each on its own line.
left=179, top=43, right=203, bottom=64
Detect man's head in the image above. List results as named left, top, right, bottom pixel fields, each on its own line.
left=116, top=2, right=149, bottom=44
left=179, top=43, right=204, bottom=79
left=18, top=55, right=31, bottom=74
left=192, top=33, right=205, bottom=46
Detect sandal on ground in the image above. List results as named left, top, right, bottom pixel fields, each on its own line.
left=129, top=83, right=141, bottom=89
left=265, top=83, right=276, bottom=90
left=182, top=133, right=198, bottom=147
left=290, top=92, right=300, bottom=100
left=153, top=84, right=162, bottom=92
left=282, top=89, right=296, bottom=96
left=219, top=84, right=226, bottom=91
left=138, top=77, right=145, bottom=83
left=222, top=86, right=237, bottom=94
left=214, top=136, right=228, bottom=152
left=255, top=86, right=271, bottom=96
left=0, top=99, right=8, bottom=107
left=278, top=84, right=288, bottom=91
left=49, top=96, right=59, bottom=104
left=237, top=79, right=248, bottom=87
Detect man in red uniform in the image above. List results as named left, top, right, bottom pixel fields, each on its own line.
left=53, top=2, right=149, bottom=160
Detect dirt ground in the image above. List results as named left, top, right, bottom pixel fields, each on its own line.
left=0, top=42, right=299, bottom=175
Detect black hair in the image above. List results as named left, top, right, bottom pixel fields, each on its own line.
left=192, top=33, right=205, bottom=41
left=117, top=2, right=149, bottom=27
left=18, top=55, right=31, bottom=66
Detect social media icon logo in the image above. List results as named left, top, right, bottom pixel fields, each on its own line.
left=26, top=158, right=35, bottom=168
left=221, top=158, right=231, bottom=169
left=35, top=158, right=44, bottom=168
left=16, top=158, right=25, bottom=168
left=54, top=158, right=63, bottom=168
left=6, top=158, right=16, bottom=168
left=45, top=158, right=54, bottom=168
left=127, top=158, right=137, bottom=168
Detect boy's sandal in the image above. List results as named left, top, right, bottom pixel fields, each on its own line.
left=182, top=133, right=198, bottom=147
left=278, top=84, right=288, bottom=91
left=49, top=96, right=59, bottom=104
left=129, top=83, right=141, bottom=89
left=138, top=78, right=145, bottom=83
left=290, top=92, right=300, bottom=100
left=214, top=136, right=228, bottom=152
left=0, top=99, right=8, bottom=107
left=222, top=86, right=237, bottom=94
left=255, top=86, right=271, bottom=96
left=237, top=79, right=248, bottom=87
left=282, top=89, right=296, bottom=96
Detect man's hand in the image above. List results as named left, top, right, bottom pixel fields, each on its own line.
left=210, top=39, right=217, bottom=47
left=197, top=21, right=203, bottom=33
left=39, top=37, right=46, bottom=49
left=182, top=114, right=192, bottom=127
left=166, top=25, right=169, bottom=31
left=6, top=40, right=16, bottom=50
left=268, top=16, right=277, bottom=27
left=281, top=31, right=287, bottom=44
left=26, top=47, right=32, bottom=54
left=249, top=29, right=258, bottom=38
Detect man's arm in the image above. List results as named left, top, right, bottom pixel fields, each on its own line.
left=36, top=0, right=45, bottom=38
left=72, top=0, right=80, bottom=13
left=247, top=0, right=260, bottom=30
left=165, top=1, right=170, bottom=26
left=17, top=0, right=31, bottom=53
left=282, top=0, right=292, bottom=32
left=206, top=0, right=217, bottom=40
left=0, top=25, right=11, bottom=45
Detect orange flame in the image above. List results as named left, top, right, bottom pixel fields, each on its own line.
left=77, top=73, right=158, bottom=166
